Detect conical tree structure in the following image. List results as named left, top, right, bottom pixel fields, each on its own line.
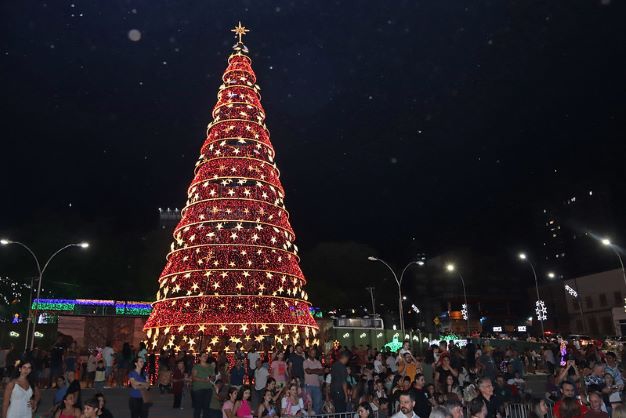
left=144, top=26, right=318, bottom=352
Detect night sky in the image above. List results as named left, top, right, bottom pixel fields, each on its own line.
left=1, top=1, right=625, bottom=306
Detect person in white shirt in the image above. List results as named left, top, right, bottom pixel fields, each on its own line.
left=391, top=391, right=419, bottom=418
left=303, top=348, right=325, bottom=415
left=248, top=348, right=260, bottom=372
left=253, top=359, right=269, bottom=409
left=374, top=353, right=385, bottom=374
left=281, top=383, right=305, bottom=417
left=386, top=353, right=398, bottom=374
left=101, top=342, right=115, bottom=386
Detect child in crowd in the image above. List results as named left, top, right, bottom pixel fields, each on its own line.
left=94, top=360, right=106, bottom=391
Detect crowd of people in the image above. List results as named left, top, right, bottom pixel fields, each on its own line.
left=2, top=336, right=626, bottom=418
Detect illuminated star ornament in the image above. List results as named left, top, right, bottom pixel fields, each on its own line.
left=535, top=300, right=548, bottom=321
left=143, top=23, right=319, bottom=352
left=564, top=285, right=577, bottom=298
left=461, top=304, right=468, bottom=321
left=231, top=21, right=250, bottom=44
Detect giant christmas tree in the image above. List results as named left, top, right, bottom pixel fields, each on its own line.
left=144, top=23, right=318, bottom=352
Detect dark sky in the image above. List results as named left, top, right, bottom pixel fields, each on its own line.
left=1, top=1, right=625, bottom=301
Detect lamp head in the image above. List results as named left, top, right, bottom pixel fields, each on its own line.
left=79, top=242, right=90, bottom=249
left=602, top=238, right=612, bottom=246
left=367, top=256, right=378, bottom=261
left=547, top=272, right=556, bottom=279
left=446, top=264, right=455, bottom=272
left=0, top=239, right=9, bottom=245
left=417, top=260, right=425, bottom=266
left=518, top=253, right=527, bottom=260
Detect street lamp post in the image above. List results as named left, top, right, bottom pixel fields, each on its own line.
left=601, top=239, right=626, bottom=289
left=518, top=252, right=545, bottom=337
left=0, top=239, right=89, bottom=350
left=368, top=256, right=424, bottom=337
left=446, top=264, right=470, bottom=336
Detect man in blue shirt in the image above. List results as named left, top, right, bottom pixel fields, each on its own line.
left=53, top=376, right=67, bottom=405
left=230, top=358, right=245, bottom=387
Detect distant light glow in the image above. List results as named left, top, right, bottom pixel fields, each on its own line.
left=602, top=238, right=612, bottom=246
left=446, top=264, right=455, bottom=272
left=128, top=29, right=142, bottom=42
left=518, top=253, right=527, bottom=260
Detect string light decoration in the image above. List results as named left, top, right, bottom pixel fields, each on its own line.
left=564, top=285, right=578, bottom=298
left=143, top=23, right=318, bottom=352
left=535, top=300, right=548, bottom=321
left=461, top=304, right=468, bottom=321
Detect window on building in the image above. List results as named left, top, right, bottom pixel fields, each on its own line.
left=586, top=296, right=593, bottom=309
left=601, top=317, right=614, bottom=335
left=599, top=293, right=608, bottom=306
left=588, top=317, right=599, bottom=335
left=615, top=291, right=622, bottom=306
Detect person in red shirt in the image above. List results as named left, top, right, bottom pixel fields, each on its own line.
left=553, top=381, right=588, bottom=418
left=172, top=360, right=186, bottom=409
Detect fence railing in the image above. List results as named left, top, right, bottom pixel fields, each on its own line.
left=308, top=402, right=553, bottom=418
left=459, top=401, right=555, bottom=418
left=306, top=412, right=377, bottom=418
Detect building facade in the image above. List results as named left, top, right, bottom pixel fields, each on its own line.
left=564, top=269, right=625, bottom=336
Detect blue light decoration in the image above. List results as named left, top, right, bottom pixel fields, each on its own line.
left=32, top=298, right=152, bottom=316
left=116, top=301, right=152, bottom=316
left=309, top=306, right=323, bottom=318
left=12, top=313, right=21, bottom=324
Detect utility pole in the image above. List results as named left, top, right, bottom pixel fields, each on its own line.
left=366, top=286, right=376, bottom=316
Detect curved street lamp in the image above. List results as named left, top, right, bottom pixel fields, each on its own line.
left=1, top=239, right=89, bottom=350
left=601, top=239, right=626, bottom=289
left=446, top=263, right=470, bottom=336
left=518, top=252, right=545, bottom=337
left=368, top=256, right=424, bottom=337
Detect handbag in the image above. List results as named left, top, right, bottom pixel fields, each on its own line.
left=141, top=388, right=153, bottom=406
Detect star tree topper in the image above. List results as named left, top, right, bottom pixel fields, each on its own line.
left=231, top=22, right=250, bottom=44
